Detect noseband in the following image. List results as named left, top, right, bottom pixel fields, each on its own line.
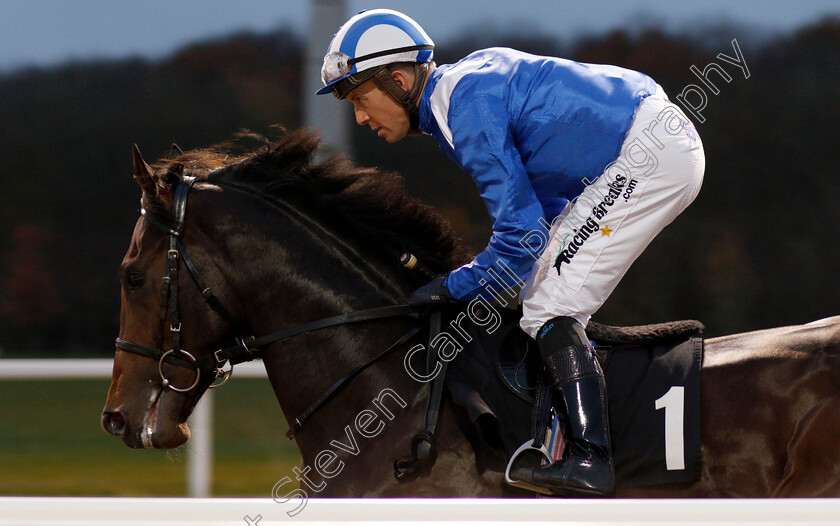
left=115, top=176, right=423, bottom=436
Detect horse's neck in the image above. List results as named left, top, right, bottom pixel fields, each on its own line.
left=214, top=184, right=412, bottom=336
left=212, top=186, right=408, bottom=322
left=199, top=186, right=495, bottom=497
left=211, top=189, right=427, bottom=481
left=250, top=235, right=425, bottom=495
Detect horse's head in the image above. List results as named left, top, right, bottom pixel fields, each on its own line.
left=102, top=145, right=240, bottom=449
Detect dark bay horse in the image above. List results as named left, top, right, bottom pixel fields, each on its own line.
left=102, top=130, right=840, bottom=498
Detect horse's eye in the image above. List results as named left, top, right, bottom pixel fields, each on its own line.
left=126, top=271, right=145, bottom=290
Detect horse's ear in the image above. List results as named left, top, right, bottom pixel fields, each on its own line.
left=167, top=143, right=184, bottom=159
left=132, top=144, right=158, bottom=197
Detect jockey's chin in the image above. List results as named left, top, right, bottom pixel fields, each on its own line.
left=380, top=128, right=408, bottom=143
left=373, top=115, right=410, bottom=143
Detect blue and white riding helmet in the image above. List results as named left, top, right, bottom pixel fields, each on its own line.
left=317, top=9, right=435, bottom=101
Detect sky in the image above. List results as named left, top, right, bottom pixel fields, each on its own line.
left=0, top=0, right=838, bottom=72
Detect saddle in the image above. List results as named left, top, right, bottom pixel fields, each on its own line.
left=441, top=306, right=704, bottom=492
left=498, top=317, right=704, bottom=402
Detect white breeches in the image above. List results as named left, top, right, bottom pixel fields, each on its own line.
left=520, top=86, right=705, bottom=338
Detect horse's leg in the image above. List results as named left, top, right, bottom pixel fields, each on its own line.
left=378, top=399, right=518, bottom=497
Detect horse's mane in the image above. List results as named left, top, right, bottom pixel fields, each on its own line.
left=157, top=129, right=470, bottom=273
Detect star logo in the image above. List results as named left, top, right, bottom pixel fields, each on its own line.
left=600, top=225, right=613, bottom=237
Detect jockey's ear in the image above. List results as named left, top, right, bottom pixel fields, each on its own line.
left=390, top=68, right=413, bottom=91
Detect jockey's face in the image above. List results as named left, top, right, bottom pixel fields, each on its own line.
left=346, top=71, right=412, bottom=143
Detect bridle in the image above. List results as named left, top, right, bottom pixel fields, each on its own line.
left=115, top=176, right=425, bottom=437
left=116, top=176, right=234, bottom=392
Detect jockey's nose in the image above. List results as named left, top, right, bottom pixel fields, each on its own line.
left=355, top=109, right=369, bottom=126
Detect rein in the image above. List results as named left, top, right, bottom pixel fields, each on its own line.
left=115, top=176, right=426, bottom=438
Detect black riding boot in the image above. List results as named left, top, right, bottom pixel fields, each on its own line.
left=514, top=316, right=615, bottom=496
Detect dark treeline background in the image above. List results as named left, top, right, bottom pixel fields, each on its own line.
left=0, top=19, right=838, bottom=355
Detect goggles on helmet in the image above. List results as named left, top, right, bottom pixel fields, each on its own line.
left=321, top=52, right=352, bottom=86
left=320, top=44, right=434, bottom=99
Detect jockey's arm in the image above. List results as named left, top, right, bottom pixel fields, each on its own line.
left=443, top=94, right=548, bottom=302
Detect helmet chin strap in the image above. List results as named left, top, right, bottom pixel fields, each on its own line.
left=372, top=62, right=433, bottom=135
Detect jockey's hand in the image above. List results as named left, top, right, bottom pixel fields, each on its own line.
left=407, top=275, right=456, bottom=306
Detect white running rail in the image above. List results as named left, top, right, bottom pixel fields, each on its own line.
left=1, top=497, right=840, bottom=525
left=0, top=358, right=268, bottom=498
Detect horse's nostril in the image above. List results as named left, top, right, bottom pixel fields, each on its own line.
left=102, top=410, right=127, bottom=437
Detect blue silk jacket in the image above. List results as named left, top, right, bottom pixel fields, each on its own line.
left=417, top=47, right=656, bottom=300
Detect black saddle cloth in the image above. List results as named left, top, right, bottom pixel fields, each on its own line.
left=443, top=305, right=703, bottom=490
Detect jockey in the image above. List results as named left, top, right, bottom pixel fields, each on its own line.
left=317, top=9, right=705, bottom=496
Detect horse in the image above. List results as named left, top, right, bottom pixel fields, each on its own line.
left=102, top=130, right=840, bottom=498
